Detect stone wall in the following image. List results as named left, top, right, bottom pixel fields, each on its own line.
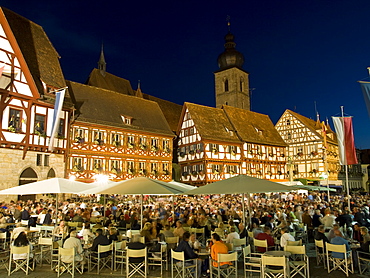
left=0, top=148, right=65, bottom=201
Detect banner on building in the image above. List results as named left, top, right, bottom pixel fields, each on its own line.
left=359, top=80, right=370, bottom=118
left=48, top=88, right=66, bottom=151
left=332, top=116, right=357, bottom=165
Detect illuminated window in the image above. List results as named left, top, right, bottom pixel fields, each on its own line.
left=8, top=108, right=22, bottom=132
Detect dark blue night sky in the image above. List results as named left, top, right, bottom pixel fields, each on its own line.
left=3, top=0, right=370, bottom=148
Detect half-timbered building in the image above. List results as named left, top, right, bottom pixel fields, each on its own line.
left=0, top=8, right=72, bottom=199
left=275, top=109, right=341, bottom=186
left=177, top=103, right=287, bottom=185
left=67, top=81, right=174, bottom=182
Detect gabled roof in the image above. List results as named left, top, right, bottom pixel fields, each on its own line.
left=67, top=81, right=173, bottom=137
left=2, top=7, right=66, bottom=93
left=182, top=102, right=241, bottom=144
left=86, top=68, right=135, bottom=96
left=285, top=109, right=337, bottom=144
left=223, top=105, right=287, bottom=147
left=141, top=93, right=182, bottom=133
left=86, top=68, right=182, bottom=133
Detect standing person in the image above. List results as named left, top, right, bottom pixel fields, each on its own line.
left=175, top=231, right=201, bottom=277
left=320, top=209, right=336, bottom=231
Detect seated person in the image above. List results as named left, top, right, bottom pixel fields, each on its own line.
left=160, top=224, right=174, bottom=242
left=327, top=224, right=344, bottom=241
left=108, top=227, right=119, bottom=243
left=127, top=234, right=146, bottom=263
left=211, top=233, right=230, bottom=269
left=175, top=231, right=201, bottom=277
left=358, top=226, right=370, bottom=255
left=12, top=232, right=33, bottom=260
left=12, top=222, right=28, bottom=240
left=188, top=232, right=201, bottom=251
left=62, top=230, right=86, bottom=265
left=53, top=221, right=69, bottom=240
left=225, top=226, right=240, bottom=244
left=314, top=225, right=329, bottom=253
left=173, top=220, right=186, bottom=240
left=140, top=222, right=153, bottom=244
left=279, top=227, right=295, bottom=248
left=214, top=223, right=225, bottom=238
left=91, top=228, right=110, bottom=257
left=330, top=229, right=350, bottom=259
left=255, top=226, right=275, bottom=252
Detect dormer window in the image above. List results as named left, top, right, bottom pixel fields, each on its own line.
left=121, top=115, right=132, bottom=125
left=254, top=127, right=263, bottom=136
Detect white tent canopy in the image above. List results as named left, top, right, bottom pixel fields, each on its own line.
left=79, top=177, right=193, bottom=195
left=0, top=178, right=97, bottom=195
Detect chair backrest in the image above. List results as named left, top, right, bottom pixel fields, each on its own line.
left=38, top=237, right=53, bottom=245
left=325, top=243, right=346, bottom=253
left=127, top=247, right=147, bottom=258
left=218, top=252, right=237, bottom=263
left=254, top=238, right=268, bottom=248
left=262, top=255, right=286, bottom=267
left=58, top=247, right=74, bottom=256
left=243, top=245, right=251, bottom=257
left=286, top=239, right=302, bottom=246
left=11, top=245, right=30, bottom=255
left=138, top=236, right=145, bottom=244
left=21, top=220, right=28, bottom=226
left=315, top=239, right=324, bottom=248
left=171, top=249, right=184, bottom=261
left=115, top=241, right=127, bottom=250
left=0, top=232, right=6, bottom=239
left=248, top=231, right=254, bottom=238
left=233, top=237, right=246, bottom=247
left=284, top=245, right=306, bottom=255
left=29, top=227, right=41, bottom=232
left=225, top=243, right=233, bottom=252
left=98, top=243, right=113, bottom=253
left=165, top=236, right=179, bottom=244
left=191, top=228, right=205, bottom=234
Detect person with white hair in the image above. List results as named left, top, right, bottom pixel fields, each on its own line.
left=62, top=230, right=86, bottom=265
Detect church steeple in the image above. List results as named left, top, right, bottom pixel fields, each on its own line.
left=214, top=19, right=250, bottom=110
left=98, top=44, right=106, bottom=76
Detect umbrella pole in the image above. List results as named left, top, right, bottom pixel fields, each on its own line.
left=140, top=194, right=143, bottom=229
left=247, top=193, right=252, bottom=229
left=242, top=193, right=246, bottom=225
left=103, top=194, right=106, bottom=220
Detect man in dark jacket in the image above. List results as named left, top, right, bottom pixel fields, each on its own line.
left=21, top=207, right=30, bottom=221
left=175, top=231, right=201, bottom=277
left=336, top=210, right=353, bottom=238
left=127, top=234, right=146, bottom=263
left=43, top=209, right=53, bottom=225
left=91, top=229, right=110, bottom=257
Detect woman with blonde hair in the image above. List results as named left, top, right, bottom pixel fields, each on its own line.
left=140, top=221, right=153, bottom=244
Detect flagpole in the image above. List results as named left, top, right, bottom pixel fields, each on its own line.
left=341, top=106, right=351, bottom=210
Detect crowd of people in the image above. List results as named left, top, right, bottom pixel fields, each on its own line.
left=0, top=190, right=369, bottom=275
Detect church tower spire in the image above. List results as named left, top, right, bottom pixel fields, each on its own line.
left=214, top=18, right=250, bottom=110
left=98, top=44, right=106, bottom=76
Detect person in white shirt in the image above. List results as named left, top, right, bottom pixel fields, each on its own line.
left=320, top=209, right=336, bottom=230
left=280, top=227, right=295, bottom=248
left=188, top=232, right=201, bottom=250
left=62, top=230, right=86, bottom=264
left=225, top=226, right=240, bottom=244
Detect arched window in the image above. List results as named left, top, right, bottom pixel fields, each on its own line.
left=224, top=79, right=229, bottom=92
left=19, top=167, right=38, bottom=202
left=47, top=168, right=56, bottom=179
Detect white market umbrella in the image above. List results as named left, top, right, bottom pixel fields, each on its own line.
left=79, top=177, right=194, bottom=228
left=0, top=177, right=96, bottom=195
left=0, top=178, right=98, bottom=227
left=186, top=174, right=298, bottom=225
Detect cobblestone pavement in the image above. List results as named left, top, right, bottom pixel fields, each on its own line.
left=3, top=243, right=370, bottom=277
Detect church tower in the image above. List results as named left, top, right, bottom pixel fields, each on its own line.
left=214, top=28, right=250, bottom=110
left=98, top=44, right=106, bottom=76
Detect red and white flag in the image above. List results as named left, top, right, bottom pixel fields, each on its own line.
left=332, top=116, right=358, bottom=165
